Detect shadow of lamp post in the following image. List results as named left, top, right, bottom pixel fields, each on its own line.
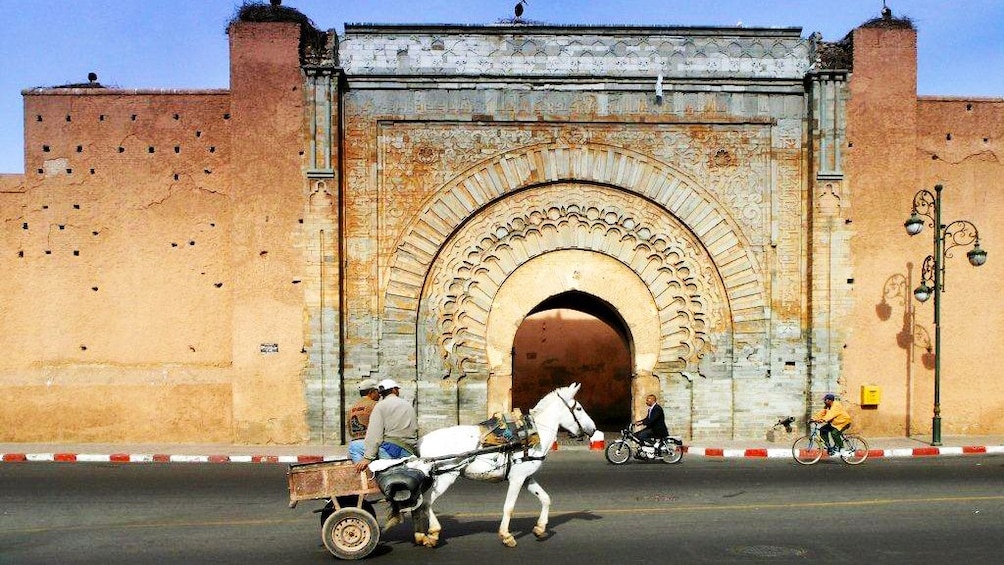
left=904, top=184, right=987, bottom=445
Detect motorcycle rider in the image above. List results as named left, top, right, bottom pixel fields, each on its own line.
left=634, top=394, right=668, bottom=447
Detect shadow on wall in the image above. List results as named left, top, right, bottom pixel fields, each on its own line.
left=512, top=308, right=632, bottom=431
left=876, top=268, right=934, bottom=371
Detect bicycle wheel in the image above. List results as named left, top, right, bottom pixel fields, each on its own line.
left=792, top=435, right=823, bottom=465
left=840, top=435, right=869, bottom=465
left=605, top=440, right=632, bottom=465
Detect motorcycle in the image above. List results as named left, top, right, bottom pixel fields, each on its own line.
left=604, top=425, right=684, bottom=464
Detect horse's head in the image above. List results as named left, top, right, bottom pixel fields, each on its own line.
left=549, top=383, right=597, bottom=439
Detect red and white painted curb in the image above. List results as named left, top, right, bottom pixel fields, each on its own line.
left=2, top=444, right=1001, bottom=464
left=0, top=452, right=337, bottom=464
left=684, top=445, right=1004, bottom=459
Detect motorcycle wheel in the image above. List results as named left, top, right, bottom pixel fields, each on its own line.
left=604, top=440, right=631, bottom=465
left=660, top=443, right=683, bottom=464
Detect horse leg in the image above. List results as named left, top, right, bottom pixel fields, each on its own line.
left=498, top=477, right=526, bottom=547
left=525, top=478, right=551, bottom=538
left=414, top=471, right=458, bottom=547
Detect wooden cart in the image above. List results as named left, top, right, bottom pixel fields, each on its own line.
left=287, top=459, right=383, bottom=560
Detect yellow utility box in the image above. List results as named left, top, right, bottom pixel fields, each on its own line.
left=861, top=385, right=881, bottom=406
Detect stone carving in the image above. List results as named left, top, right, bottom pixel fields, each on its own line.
left=421, top=184, right=730, bottom=378
left=340, top=31, right=811, bottom=79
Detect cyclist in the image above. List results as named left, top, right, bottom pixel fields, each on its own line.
left=812, top=393, right=852, bottom=455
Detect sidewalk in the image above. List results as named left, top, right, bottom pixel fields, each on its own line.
left=3, top=434, right=1003, bottom=464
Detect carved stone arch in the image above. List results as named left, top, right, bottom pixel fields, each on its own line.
left=382, top=142, right=765, bottom=384
left=419, top=183, right=731, bottom=384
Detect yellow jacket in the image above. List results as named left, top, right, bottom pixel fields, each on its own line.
left=813, top=400, right=852, bottom=429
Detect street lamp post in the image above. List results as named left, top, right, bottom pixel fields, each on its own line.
left=903, top=184, right=987, bottom=446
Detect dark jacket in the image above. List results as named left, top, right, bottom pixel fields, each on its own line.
left=640, top=403, right=668, bottom=438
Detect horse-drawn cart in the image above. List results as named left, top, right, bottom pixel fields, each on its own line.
left=287, top=459, right=383, bottom=560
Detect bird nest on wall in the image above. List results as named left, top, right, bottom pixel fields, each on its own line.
left=860, top=7, right=915, bottom=30
left=228, top=1, right=330, bottom=63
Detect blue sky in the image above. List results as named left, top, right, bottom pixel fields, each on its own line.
left=1, top=0, right=1002, bottom=173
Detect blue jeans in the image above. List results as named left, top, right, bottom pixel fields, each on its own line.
left=348, top=439, right=366, bottom=463
left=348, top=439, right=412, bottom=463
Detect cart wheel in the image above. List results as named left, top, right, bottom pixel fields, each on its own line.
left=322, top=507, right=380, bottom=560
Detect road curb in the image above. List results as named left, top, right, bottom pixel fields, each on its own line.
left=685, top=445, right=1004, bottom=459
left=2, top=444, right=1002, bottom=464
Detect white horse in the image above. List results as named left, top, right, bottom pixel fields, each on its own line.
left=408, top=383, right=596, bottom=548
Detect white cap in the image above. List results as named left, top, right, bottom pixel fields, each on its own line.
left=378, top=378, right=401, bottom=391
left=358, top=379, right=377, bottom=392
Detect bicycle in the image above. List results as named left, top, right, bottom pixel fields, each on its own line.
left=791, top=421, right=869, bottom=465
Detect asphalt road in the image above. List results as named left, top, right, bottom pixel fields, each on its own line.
left=1, top=451, right=1002, bottom=564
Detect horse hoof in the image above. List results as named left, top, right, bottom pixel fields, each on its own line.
left=533, top=525, right=547, bottom=538
left=414, top=533, right=426, bottom=545
left=500, top=533, right=517, bottom=547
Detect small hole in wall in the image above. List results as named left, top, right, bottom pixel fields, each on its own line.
left=90, top=169, right=95, bottom=174
left=292, top=279, right=301, bottom=284
left=204, top=169, right=212, bottom=175
left=23, top=222, right=29, bottom=229
left=42, top=205, right=48, bottom=209
left=223, top=113, right=230, bottom=120
left=209, top=223, right=215, bottom=227
left=65, top=115, right=71, bottom=122
left=58, top=224, right=65, bottom=230
left=173, top=174, right=179, bottom=181
left=130, top=114, right=137, bottom=121
left=42, top=145, right=50, bottom=152
left=171, top=242, right=178, bottom=247
left=73, top=250, right=79, bottom=256
left=73, top=204, right=80, bottom=209
left=189, top=346, right=196, bottom=352
left=188, top=240, right=195, bottom=246
left=847, top=278, right=854, bottom=284
left=984, top=137, right=990, bottom=143
left=66, top=169, right=72, bottom=174
left=118, top=147, right=125, bottom=153
left=76, top=145, right=83, bottom=153
left=44, top=250, right=51, bottom=255
left=91, top=286, right=98, bottom=291
left=932, top=155, right=938, bottom=160
left=946, top=133, right=952, bottom=141
left=17, top=250, right=24, bottom=258
left=209, top=146, right=215, bottom=153
left=92, top=231, right=99, bottom=236
left=966, top=103, right=973, bottom=111
left=37, top=169, right=43, bottom=174
left=148, top=146, right=155, bottom=153
left=80, top=345, right=87, bottom=351
left=36, top=115, right=42, bottom=122
left=847, top=142, right=853, bottom=148
left=298, top=218, right=303, bottom=224
left=195, top=131, right=202, bottom=138
left=174, top=146, right=180, bottom=153
left=99, top=114, right=105, bottom=121
left=214, top=282, right=224, bottom=288
left=785, top=361, right=796, bottom=367
left=260, top=250, right=268, bottom=256
left=298, top=150, right=304, bottom=156
left=173, top=114, right=180, bottom=120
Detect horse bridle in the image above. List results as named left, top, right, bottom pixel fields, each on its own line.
left=556, top=392, right=588, bottom=439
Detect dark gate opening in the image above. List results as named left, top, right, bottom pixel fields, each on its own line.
left=511, top=291, right=632, bottom=431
